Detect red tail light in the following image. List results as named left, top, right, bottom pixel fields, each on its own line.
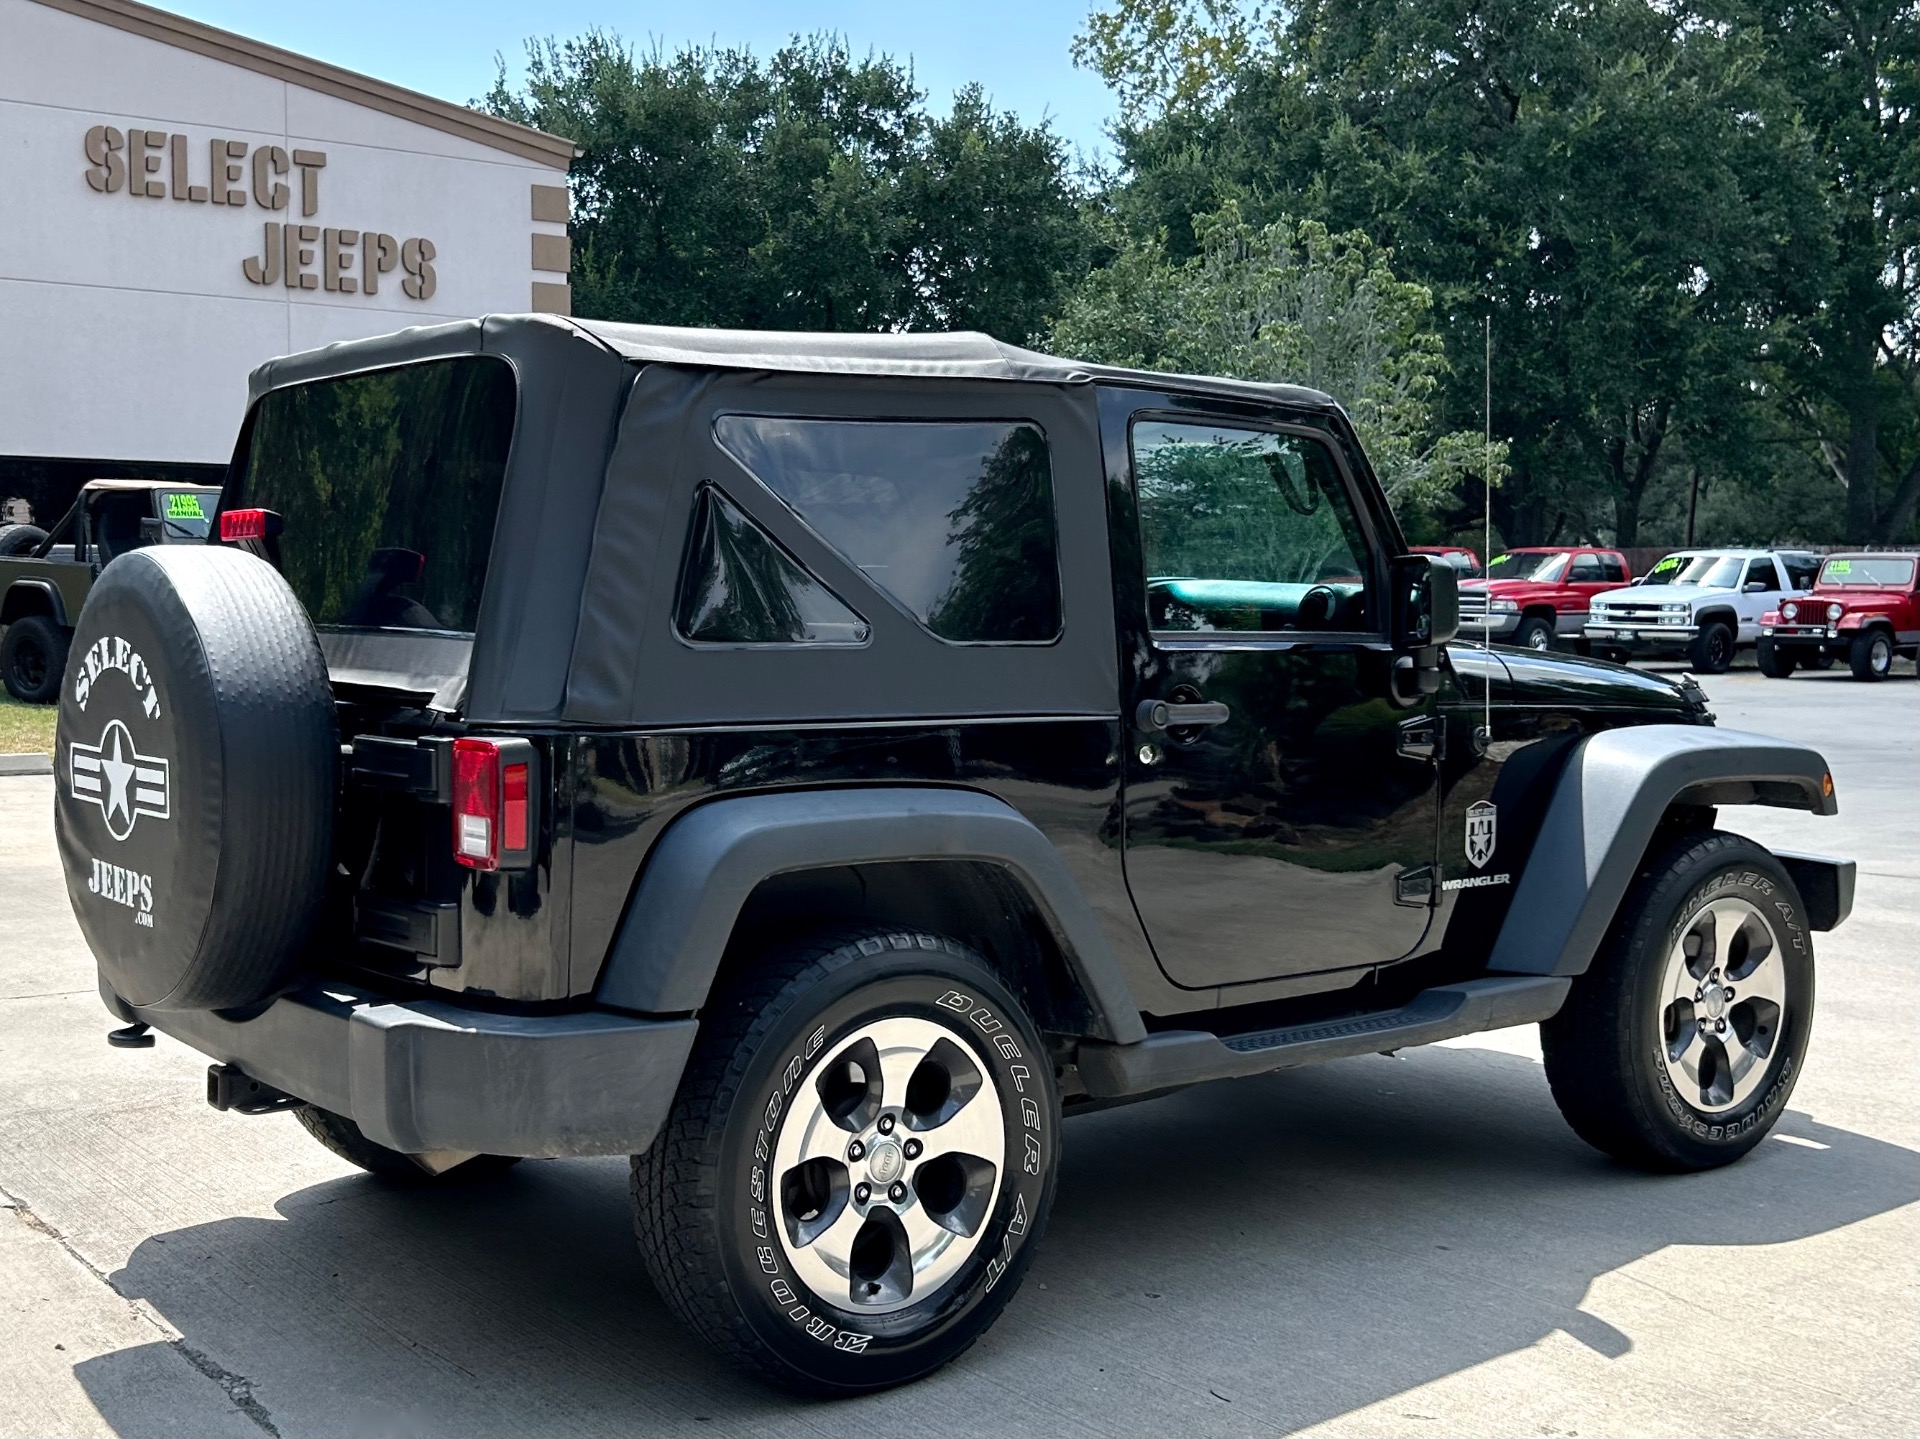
left=219, top=507, right=283, bottom=543
left=451, top=738, right=538, bottom=872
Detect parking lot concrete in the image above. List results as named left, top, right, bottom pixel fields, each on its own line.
left=1, top=668, right=1914, bottom=1438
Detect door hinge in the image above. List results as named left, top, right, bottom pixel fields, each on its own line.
left=1397, top=716, right=1441, bottom=762
left=1394, top=865, right=1435, bottom=906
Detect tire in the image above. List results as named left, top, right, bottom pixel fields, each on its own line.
left=0, top=523, right=48, bottom=557
left=53, top=547, right=336, bottom=1011
left=1513, top=615, right=1555, bottom=652
left=1688, top=620, right=1735, bottom=674
left=295, top=1106, right=521, bottom=1183
left=1849, top=628, right=1893, bottom=682
left=1754, top=639, right=1795, bottom=679
left=1807, top=650, right=1837, bottom=670
left=1541, top=830, right=1813, bottom=1172
left=1, top=614, right=68, bottom=704
left=632, top=930, right=1059, bottom=1395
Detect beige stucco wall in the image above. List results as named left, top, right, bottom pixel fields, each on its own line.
left=0, top=0, right=570, bottom=465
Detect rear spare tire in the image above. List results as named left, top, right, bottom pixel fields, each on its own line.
left=54, top=546, right=336, bottom=1012
left=0, top=523, right=49, bottom=556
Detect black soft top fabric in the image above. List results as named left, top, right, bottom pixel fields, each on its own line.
left=238, top=315, right=1340, bottom=724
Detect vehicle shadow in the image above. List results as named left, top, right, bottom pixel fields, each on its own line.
left=74, top=1044, right=1919, bottom=1437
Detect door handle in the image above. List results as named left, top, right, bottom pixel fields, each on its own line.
left=1136, top=698, right=1231, bottom=732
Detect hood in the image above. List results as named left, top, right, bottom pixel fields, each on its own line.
left=1481, top=644, right=1706, bottom=716
left=1592, top=583, right=1729, bottom=605
left=1804, top=589, right=1903, bottom=612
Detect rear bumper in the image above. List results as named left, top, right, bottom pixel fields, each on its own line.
left=104, top=976, right=697, bottom=1159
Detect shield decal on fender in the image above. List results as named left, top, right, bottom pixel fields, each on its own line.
left=1465, top=800, right=1497, bottom=868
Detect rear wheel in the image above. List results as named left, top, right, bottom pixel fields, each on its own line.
left=1688, top=620, right=1735, bottom=674
left=1, top=614, right=67, bottom=703
left=1849, top=628, right=1894, bottom=682
left=632, top=930, right=1058, bottom=1394
left=295, top=1106, right=521, bottom=1183
left=1754, top=639, right=1795, bottom=679
left=1513, top=615, right=1555, bottom=652
left=1541, top=831, right=1812, bottom=1172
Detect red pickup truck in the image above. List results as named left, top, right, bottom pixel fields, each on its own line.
left=1457, top=546, right=1633, bottom=651
left=1758, top=552, right=1920, bottom=681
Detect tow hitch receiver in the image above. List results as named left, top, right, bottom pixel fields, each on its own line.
left=206, top=1063, right=302, bottom=1115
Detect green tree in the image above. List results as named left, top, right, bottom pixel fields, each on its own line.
left=481, top=33, right=1090, bottom=339
left=1079, top=0, right=1862, bottom=547
left=1052, top=204, right=1497, bottom=507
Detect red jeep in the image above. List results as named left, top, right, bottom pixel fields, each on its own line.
left=1459, top=546, right=1632, bottom=652
left=1759, top=552, right=1919, bottom=681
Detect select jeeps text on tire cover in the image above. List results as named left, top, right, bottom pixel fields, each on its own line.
left=60, top=316, right=1856, bottom=1396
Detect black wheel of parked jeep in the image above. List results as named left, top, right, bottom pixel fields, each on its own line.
left=294, top=1107, right=521, bottom=1184
left=1513, top=615, right=1555, bottom=652
left=1849, top=628, right=1894, bottom=682
left=632, top=931, right=1058, bottom=1395
left=1, top=614, right=68, bottom=703
left=53, top=546, right=336, bottom=1012
left=1541, top=830, right=1812, bottom=1172
left=1689, top=620, right=1735, bottom=674
left=0, top=523, right=49, bottom=556
left=1754, top=639, right=1795, bottom=679
left=1807, top=650, right=1837, bottom=670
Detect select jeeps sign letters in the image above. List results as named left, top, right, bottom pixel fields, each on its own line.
left=81, top=124, right=437, bottom=299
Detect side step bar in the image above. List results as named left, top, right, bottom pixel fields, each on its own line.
left=1076, top=975, right=1571, bottom=1099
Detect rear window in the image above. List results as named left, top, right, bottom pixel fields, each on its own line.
left=233, top=357, right=515, bottom=633
left=157, top=490, right=214, bottom=539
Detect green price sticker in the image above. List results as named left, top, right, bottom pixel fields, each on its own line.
left=1828, top=560, right=1852, bottom=574
left=166, top=493, right=207, bottom=520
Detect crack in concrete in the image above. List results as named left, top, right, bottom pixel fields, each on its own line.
left=2, top=1186, right=281, bottom=1437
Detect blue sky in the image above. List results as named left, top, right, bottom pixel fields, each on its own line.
left=166, top=1, right=1119, bottom=161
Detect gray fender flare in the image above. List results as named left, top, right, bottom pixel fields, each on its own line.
left=593, top=786, right=1148, bottom=1043
left=2, top=578, right=67, bottom=628
left=1487, top=725, right=1846, bottom=978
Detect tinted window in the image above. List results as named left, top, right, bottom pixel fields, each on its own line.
left=1601, top=555, right=1628, bottom=583
left=1783, top=555, right=1820, bottom=590
left=235, top=357, right=515, bottom=633
left=1568, top=555, right=1604, bottom=582
left=714, top=416, right=1061, bottom=643
left=1132, top=420, right=1373, bottom=634
left=675, top=485, right=869, bottom=645
left=1744, top=559, right=1779, bottom=591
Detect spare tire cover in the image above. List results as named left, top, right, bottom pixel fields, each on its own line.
left=54, top=546, right=336, bottom=1011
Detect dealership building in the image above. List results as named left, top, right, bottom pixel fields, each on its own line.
left=0, top=0, right=577, bottom=521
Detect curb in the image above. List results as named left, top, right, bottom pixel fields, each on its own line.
left=0, top=752, right=53, bottom=776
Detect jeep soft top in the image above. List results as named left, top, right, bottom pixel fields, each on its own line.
left=56, top=314, right=1852, bottom=1394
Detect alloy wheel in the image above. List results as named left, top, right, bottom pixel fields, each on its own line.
left=772, top=1015, right=1005, bottom=1315
left=1658, top=896, right=1786, bottom=1112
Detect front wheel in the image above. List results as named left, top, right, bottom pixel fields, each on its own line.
left=632, top=931, right=1058, bottom=1394
left=1541, top=831, right=1812, bottom=1172
left=1849, top=628, right=1894, bottom=682
left=1755, top=639, right=1795, bottom=679
left=1513, top=615, right=1555, bottom=652
left=1689, top=620, right=1735, bottom=674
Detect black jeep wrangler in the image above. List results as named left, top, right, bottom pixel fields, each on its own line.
left=57, top=316, right=1853, bottom=1394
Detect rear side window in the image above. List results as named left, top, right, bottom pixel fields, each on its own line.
left=675, top=484, right=869, bottom=646
left=713, top=415, right=1062, bottom=644
left=1601, top=555, right=1627, bottom=583
left=234, top=357, right=515, bottom=633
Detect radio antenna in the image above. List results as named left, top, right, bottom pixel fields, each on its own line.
left=1483, top=313, right=1493, bottom=742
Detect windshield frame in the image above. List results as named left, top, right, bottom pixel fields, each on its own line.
left=1818, top=556, right=1917, bottom=588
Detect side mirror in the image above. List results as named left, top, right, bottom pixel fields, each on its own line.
left=1743, top=581, right=1767, bottom=593
left=1390, top=553, right=1459, bottom=650
left=1631, top=576, right=1645, bottom=586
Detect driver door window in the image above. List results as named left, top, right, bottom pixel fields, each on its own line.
left=1133, top=421, right=1376, bottom=634
left=1744, top=559, right=1779, bottom=592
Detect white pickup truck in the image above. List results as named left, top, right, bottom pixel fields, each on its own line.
left=1585, top=549, right=1822, bottom=672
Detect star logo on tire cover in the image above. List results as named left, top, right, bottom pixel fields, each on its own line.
left=69, top=719, right=170, bottom=841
